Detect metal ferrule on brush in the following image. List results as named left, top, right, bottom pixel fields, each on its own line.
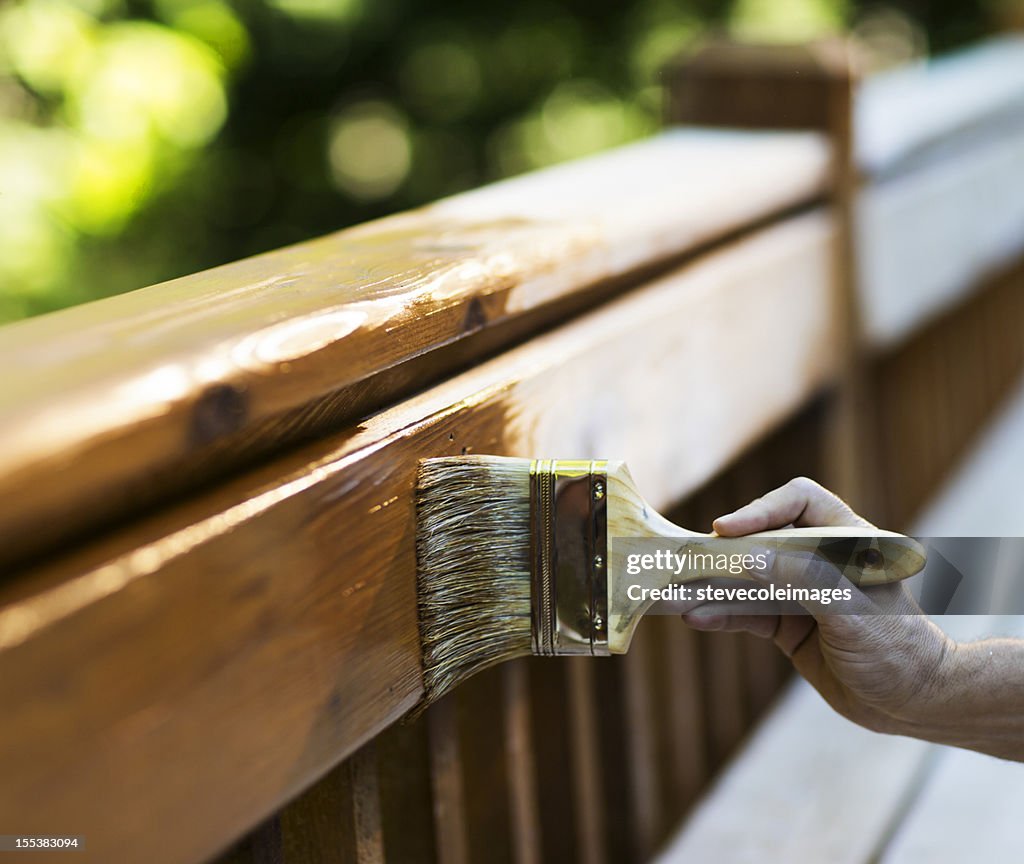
left=529, top=460, right=609, bottom=657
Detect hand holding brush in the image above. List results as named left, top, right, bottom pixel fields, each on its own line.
left=415, top=457, right=926, bottom=702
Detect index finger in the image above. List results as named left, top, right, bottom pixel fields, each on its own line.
left=712, top=477, right=873, bottom=536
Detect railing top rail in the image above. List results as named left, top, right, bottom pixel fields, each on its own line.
left=0, top=128, right=827, bottom=570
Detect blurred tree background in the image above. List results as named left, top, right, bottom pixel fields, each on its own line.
left=0, top=0, right=1019, bottom=322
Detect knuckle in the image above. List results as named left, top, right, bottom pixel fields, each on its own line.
left=789, top=475, right=822, bottom=494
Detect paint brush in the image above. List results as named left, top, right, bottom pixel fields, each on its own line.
left=415, top=456, right=926, bottom=702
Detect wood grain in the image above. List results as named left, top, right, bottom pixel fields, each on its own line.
left=0, top=214, right=836, bottom=864
left=0, top=129, right=828, bottom=569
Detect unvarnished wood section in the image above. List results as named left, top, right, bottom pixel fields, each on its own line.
left=0, top=213, right=835, bottom=864
left=854, top=36, right=1024, bottom=348
left=0, top=129, right=828, bottom=570
left=667, top=36, right=1024, bottom=355
left=856, top=35, right=1024, bottom=179
left=873, top=260, right=1024, bottom=529
left=857, top=124, right=1024, bottom=348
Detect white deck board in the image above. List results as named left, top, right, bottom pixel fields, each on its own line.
left=857, top=36, right=1024, bottom=177
left=652, top=680, right=931, bottom=864
left=855, top=36, right=1024, bottom=347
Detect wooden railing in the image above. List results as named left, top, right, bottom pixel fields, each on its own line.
left=1, top=33, right=1023, bottom=864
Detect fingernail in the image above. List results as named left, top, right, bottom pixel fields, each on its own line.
left=682, top=612, right=721, bottom=630
left=711, top=516, right=733, bottom=535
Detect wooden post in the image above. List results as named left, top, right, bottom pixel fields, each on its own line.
left=664, top=38, right=875, bottom=515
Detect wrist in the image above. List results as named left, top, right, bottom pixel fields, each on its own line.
left=865, top=634, right=1024, bottom=761
left=887, top=629, right=960, bottom=736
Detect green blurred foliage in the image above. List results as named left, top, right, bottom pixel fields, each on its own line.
left=0, top=0, right=1011, bottom=321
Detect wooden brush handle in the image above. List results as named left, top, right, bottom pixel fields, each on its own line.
left=605, top=460, right=925, bottom=587
left=690, top=526, right=927, bottom=586
left=607, top=526, right=926, bottom=655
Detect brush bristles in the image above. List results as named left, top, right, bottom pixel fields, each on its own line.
left=416, top=456, right=534, bottom=703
